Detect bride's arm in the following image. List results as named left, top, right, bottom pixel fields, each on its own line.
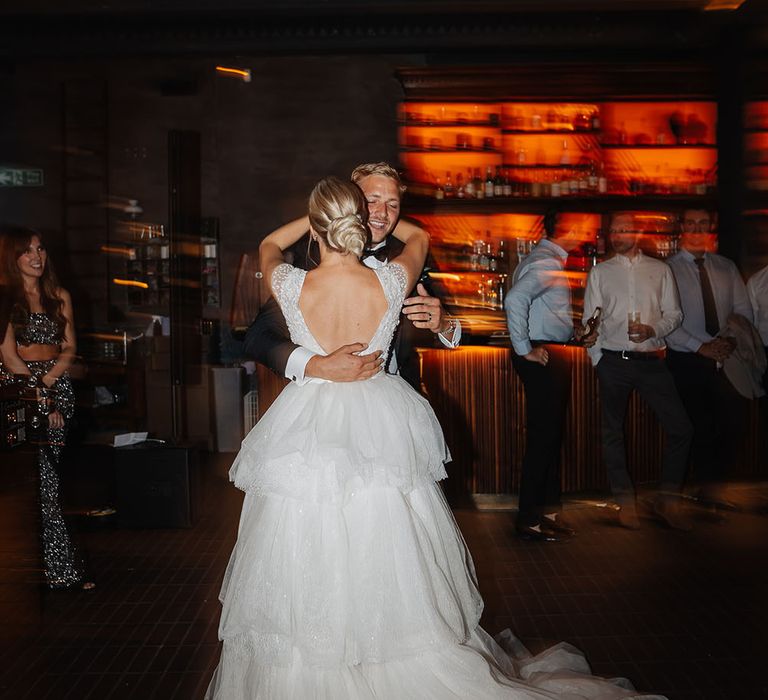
left=259, top=216, right=310, bottom=295
left=390, top=219, right=429, bottom=291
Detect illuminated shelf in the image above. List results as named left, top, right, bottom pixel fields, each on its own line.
left=399, top=120, right=498, bottom=128
left=600, top=143, right=717, bottom=149
left=401, top=147, right=501, bottom=154
left=501, top=128, right=600, bottom=135
left=501, top=163, right=592, bottom=169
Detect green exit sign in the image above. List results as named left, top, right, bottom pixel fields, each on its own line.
left=0, top=168, right=44, bottom=187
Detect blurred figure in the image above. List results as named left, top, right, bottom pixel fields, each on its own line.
left=583, top=213, right=692, bottom=531
left=747, top=262, right=768, bottom=395
left=0, top=226, right=94, bottom=590
left=666, top=210, right=753, bottom=514
left=504, top=211, right=597, bottom=542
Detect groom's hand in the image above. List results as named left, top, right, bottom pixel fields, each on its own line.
left=403, top=283, right=446, bottom=334
left=306, top=343, right=384, bottom=382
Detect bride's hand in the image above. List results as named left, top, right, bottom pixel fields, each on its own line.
left=306, top=343, right=384, bottom=382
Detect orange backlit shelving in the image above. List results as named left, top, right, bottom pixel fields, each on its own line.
left=398, top=99, right=718, bottom=338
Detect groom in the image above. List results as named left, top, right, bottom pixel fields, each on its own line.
left=245, top=162, right=461, bottom=389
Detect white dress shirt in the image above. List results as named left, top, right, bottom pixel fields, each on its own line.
left=666, top=249, right=753, bottom=353
left=285, top=240, right=461, bottom=383
left=583, top=250, right=683, bottom=366
left=504, top=238, right=573, bottom=356
left=747, top=264, right=768, bottom=346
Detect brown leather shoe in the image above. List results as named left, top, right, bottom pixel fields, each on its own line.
left=652, top=498, right=692, bottom=532
left=617, top=504, right=641, bottom=530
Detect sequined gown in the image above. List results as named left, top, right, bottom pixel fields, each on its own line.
left=4, top=312, right=85, bottom=589
left=205, top=262, right=665, bottom=700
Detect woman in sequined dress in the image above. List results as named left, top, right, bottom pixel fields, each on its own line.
left=0, top=226, right=94, bottom=591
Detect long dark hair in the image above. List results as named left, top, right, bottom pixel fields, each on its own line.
left=1, top=225, right=66, bottom=341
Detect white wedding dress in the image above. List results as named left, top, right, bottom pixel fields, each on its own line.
left=206, top=261, right=666, bottom=700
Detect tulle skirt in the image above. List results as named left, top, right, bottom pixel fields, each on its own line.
left=207, top=373, right=665, bottom=699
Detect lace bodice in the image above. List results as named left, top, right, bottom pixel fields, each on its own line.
left=271, top=261, right=408, bottom=363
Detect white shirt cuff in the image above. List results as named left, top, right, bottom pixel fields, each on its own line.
left=285, top=346, right=316, bottom=385
left=437, top=320, right=462, bottom=348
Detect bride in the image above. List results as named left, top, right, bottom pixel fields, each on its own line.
left=206, top=176, right=665, bottom=699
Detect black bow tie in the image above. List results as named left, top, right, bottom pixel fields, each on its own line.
left=363, top=246, right=388, bottom=262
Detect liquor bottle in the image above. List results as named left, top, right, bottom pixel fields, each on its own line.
left=474, top=168, right=484, bottom=199
left=502, top=169, right=512, bottom=197
left=597, top=161, right=607, bottom=194
left=493, top=166, right=504, bottom=197
left=479, top=240, right=490, bottom=270
left=435, top=177, right=444, bottom=200
left=551, top=172, right=561, bottom=198
left=456, top=172, right=465, bottom=198
left=485, top=166, right=494, bottom=198
left=596, top=228, right=606, bottom=257
left=531, top=171, right=542, bottom=198
left=444, top=171, right=454, bottom=198
left=588, top=161, right=598, bottom=192
left=487, top=242, right=497, bottom=272
left=559, top=139, right=571, bottom=165
left=497, top=239, right=507, bottom=273
left=581, top=306, right=602, bottom=340
left=464, top=167, right=475, bottom=198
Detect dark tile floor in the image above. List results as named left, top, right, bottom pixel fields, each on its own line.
left=1, top=452, right=767, bottom=700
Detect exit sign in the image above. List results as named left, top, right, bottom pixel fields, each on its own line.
left=0, top=168, right=44, bottom=187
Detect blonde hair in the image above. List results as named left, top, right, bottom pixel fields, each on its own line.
left=350, top=162, right=407, bottom=195
left=308, top=176, right=369, bottom=258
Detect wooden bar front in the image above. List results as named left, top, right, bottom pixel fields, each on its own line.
left=257, top=346, right=766, bottom=501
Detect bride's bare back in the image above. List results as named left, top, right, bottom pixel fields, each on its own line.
left=299, top=263, right=388, bottom=355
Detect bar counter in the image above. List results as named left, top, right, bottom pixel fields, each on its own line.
left=256, top=344, right=766, bottom=502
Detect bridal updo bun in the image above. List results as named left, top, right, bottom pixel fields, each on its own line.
left=308, top=176, right=369, bottom=258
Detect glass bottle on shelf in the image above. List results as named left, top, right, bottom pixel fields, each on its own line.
left=444, top=172, right=454, bottom=198
left=502, top=169, right=512, bottom=197
left=456, top=173, right=465, bottom=198
left=434, top=176, right=444, bottom=200
left=464, top=167, right=475, bottom=198
left=591, top=108, right=601, bottom=131
left=493, top=166, right=504, bottom=197
left=484, top=167, right=494, bottom=198
left=474, top=168, right=484, bottom=199
left=497, top=240, right=507, bottom=273
left=559, top=139, right=571, bottom=165
left=551, top=172, right=561, bottom=198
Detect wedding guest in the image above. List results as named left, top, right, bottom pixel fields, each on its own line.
left=583, top=213, right=692, bottom=531
left=0, top=226, right=94, bottom=590
left=504, top=211, right=596, bottom=541
left=666, top=210, right=753, bottom=511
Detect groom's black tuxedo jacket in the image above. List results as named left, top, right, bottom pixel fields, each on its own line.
left=243, top=234, right=434, bottom=392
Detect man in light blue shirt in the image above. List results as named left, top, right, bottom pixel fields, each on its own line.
left=504, top=212, right=595, bottom=542
left=666, top=209, right=753, bottom=510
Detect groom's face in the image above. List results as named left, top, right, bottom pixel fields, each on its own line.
left=357, top=174, right=401, bottom=244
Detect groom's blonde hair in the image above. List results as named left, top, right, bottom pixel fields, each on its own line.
left=308, top=176, right=369, bottom=258
left=350, top=162, right=407, bottom=195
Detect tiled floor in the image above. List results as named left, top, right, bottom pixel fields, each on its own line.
left=1, top=451, right=767, bottom=700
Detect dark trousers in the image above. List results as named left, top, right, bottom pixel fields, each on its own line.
left=511, top=346, right=571, bottom=527
left=595, top=353, right=692, bottom=504
left=666, top=349, right=749, bottom=486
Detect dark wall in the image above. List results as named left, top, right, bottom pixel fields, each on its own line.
left=0, top=54, right=419, bottom=329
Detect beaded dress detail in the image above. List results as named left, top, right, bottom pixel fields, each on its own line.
left=9, top=312, right=83, bottom=589
left=206, top=262, right=664, bottom=700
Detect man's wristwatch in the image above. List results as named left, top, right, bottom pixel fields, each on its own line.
left=439, top=318, right=457, bottom=338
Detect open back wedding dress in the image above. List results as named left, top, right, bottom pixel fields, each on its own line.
left=205, top=261, right=665, bottom=700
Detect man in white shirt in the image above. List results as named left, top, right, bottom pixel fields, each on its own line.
left=583, top=213, right=692, bottom=530
left=504, top=211, right=596, bottom=542
left=747, top=263, right=768, bottom=394
left=245, top=162, right=461, bottom=389
left=666, top=209, right=753, bottom=509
